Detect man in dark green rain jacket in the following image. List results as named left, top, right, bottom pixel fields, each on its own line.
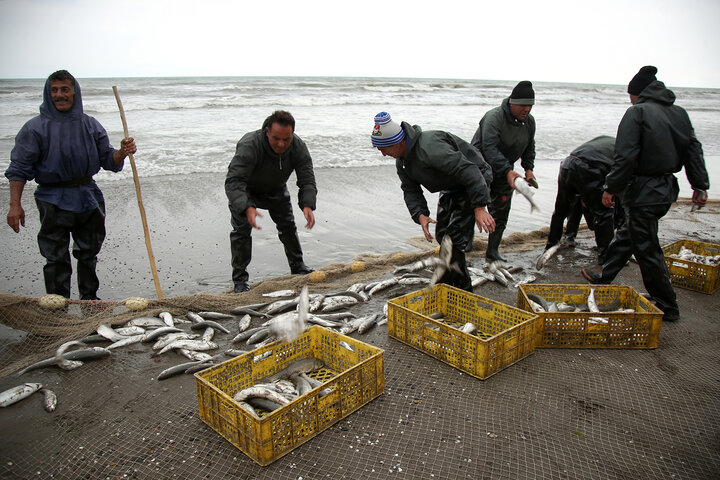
left=471, top=80, right=537, bottom=262
left=582, top=66, right=710, bottom=322
left=371, top=111, right=495, bottom=291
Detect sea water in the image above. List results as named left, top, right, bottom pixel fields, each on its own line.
left=1, top=75, right=719, bottom=229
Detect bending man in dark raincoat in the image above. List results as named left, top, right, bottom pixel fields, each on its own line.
left=5, top=70, right=136, bottom=300
left=581, top=66, right=710, bottom=322
left=225, top=110, right=317, bottom=293
left=546, top=135, right=624, bottom=265
left=371, top=112, right=495, bottom=292
left=471, top=80, right=537, bottom=262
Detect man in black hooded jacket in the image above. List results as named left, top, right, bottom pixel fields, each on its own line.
left=581, top=66, right=709, bottom=321
left=225, top=110, right=317, bottom=293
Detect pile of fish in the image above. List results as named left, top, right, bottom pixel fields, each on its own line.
left=668, top=246, right=720, bottom=266
left=524, top=288, right=635, bottom=323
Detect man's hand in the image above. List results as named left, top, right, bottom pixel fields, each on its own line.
left=303, top=207, right=315, bottom=229
left=418, top=214, right=437, bottom=242
left=474, top=207, right=495, bottom=233
left=602, top=191, right=615, bottom=208
left=113, top=137, right=137, bottom=164
left=246, top=206, right=262, bottom=229
left=692, top=189, right=708, bottom=208
left=7, top=204, right=25, bottom=233
left=525, top=170, right=538, bottom=188
left=506, top=170, right=522, bottom=189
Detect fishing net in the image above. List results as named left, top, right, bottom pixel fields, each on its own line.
left=1, top=220, right=719, bottom=480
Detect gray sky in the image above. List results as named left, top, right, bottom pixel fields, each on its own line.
left=1, top=0, right=719, bottom=87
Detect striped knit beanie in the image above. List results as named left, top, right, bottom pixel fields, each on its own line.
left=371, top=112, right=406, bottom=147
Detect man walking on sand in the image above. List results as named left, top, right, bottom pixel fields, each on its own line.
left=371, top=111, right=495, bottom=292
left=581, top=66, right=709, bottom=322
left=471, top=80, right=537, bottom=262
left=5, top=69, right=136, bottom=300
left=226, top=110, right=317, bottom=293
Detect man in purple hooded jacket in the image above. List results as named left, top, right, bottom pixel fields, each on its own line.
left=5, top=70, right=136, bottom=300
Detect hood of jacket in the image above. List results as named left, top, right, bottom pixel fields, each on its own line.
left=40, top=75, right=84, bottom=120
left=637, top=80, right=676, bottom=106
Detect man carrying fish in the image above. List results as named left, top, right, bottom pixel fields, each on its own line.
left=545, top=136, right=624, bottom=265
left=226, top=110, right=317, bottom=293
left=471, top=80, right=538, bottom=262
left=581, top=66, right=710, bottom=322
left=371, top=112, right=495, bottom=292
left=4, top=70, right=136, bottom=300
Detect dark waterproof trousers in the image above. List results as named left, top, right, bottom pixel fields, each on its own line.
left=229, top=186, right=305, bottom=285
left=35, top=199, right=106, bottom=299
left=599, top=203, right=678, bottom=317
left=485, top=177, right=514, bottom=256
left=435, top=190, right=474, bottom=292
left=547, top=165, right=617, bottom=263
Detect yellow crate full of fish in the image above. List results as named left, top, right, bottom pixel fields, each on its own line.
left=517, top=284, right=663, bottom=349
left=194, top=325, right=384, bottom=466
left=662, top=239, right=720, bottom=294
left=387, top=284, right=538, bottom=380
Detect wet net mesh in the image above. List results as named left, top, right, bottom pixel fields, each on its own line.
left=1, top=225, right=719, bottom=480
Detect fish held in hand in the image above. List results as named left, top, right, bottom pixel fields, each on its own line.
left=514, top=177, right=540, bottom=213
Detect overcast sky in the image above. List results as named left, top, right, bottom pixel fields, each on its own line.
left=1, top=0, right=718, bottom=88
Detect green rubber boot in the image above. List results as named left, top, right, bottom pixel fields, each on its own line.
left=485, top=230, right=507, bottom=262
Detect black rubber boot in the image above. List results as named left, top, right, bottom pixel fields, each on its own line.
left=485, top=230, right=507, bottom=262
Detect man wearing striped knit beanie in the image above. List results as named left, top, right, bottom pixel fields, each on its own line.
left=371, top=112, right=495, bottom=291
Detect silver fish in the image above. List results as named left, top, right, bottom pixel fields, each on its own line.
left=289, top=373, right=312, bottom=396
left=536, top=244, right=560, bottom=270
left=159, top=311, right=175, bottom=327
left=514, top=177, right=540, bottom=213
left=487, top=261, right=509, bottom=286
left=190, top=320, right=231, bottom=334
left=229, top=304, right=270, bottom=317
left=246, top=327, right=271, bottom=345
left=17, top=347, right=111, bottom=375
left=97, top=323, right=126, bottom=342
left=232, top=326, right=267, bottom=344
left=246, top=396, right=284, bottom=412
left=527, top=293, right=549, bottom=312
left=320, top=295, right=358, bottom=312
left=177, top=349, right=213, bottom=362
left=0, top=383, right=43, bottom=407
left=106, top=334, right=145, bottom=350
left=238, top=401, right=259, bottom=417
left=201, top=327, right=215, bottom=342
left=306, top=315, right=343, bottom=328
left=225, top=349, right=250, bottom=357
left=115, top=326, right=145, bottom=336
left=197, top=311, right=235, bottom=320
left=126, top=316, right=166, bottom=328
left=262, top=289, right=295, bottom=298
left=141, top=326, right=183, bottom=343
left=369, top=277, right=399, bottom=297
left=237, top=314, right=252, bottom=332
left=460, top=322, right=477, bottom=334
left=158, top=339, right=218, bottom=355
left=261, top=357, right=325, bottom=384
left=299, top=372, right=333, bottom=397
left=41, top=388, right=57, bottom=412
left=268, top=286, right=308, bottom=343
left=308, top=294, right=325, bottom=313
left=234, top=385, right=291, bottom=405
left=357, top=314, right=379, bottom=334
left=152, top=332, right=199, bottom=350
left=186, top=312, right=205, bottom=324
left=265, top=298, right=299, bottom=316
left=55, top=341, right=86, bottom=370
left=157, top=360, right=207, bottom=380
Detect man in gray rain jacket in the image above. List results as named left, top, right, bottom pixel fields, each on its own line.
left=225, top=110, right=317, bottom=293
left=472, top=80, right=537, bottom=262
left=581, top=66, right=710, bottom=322
left=371, top=111, right=495, bottom=291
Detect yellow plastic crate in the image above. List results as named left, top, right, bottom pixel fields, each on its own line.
left=194, top=325, right=384, bottom=466
left=662, top=239, right=720, bottom=294
left=387, top=284, right=538, bottom=380
left=517, top=284, right=663, bottom=349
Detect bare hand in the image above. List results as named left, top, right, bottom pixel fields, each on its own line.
left=303, top=207, right=315, bottom=229
left=120, top=137, right=137, bottom=156
left=602, top=191, right=615, bottom=208
left=474, top=207, right=495, bottom=233
left=7, top=205, right=25, bottom=233
left=246, top=207, right=262, bottom=229
left=418, top=214, right=437, bottom=242
left=506, top=170, right=522, bottom=189
left=525, top=170, right=538, bottom=188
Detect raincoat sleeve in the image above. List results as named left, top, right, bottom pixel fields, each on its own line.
left=225, top=139, right=259, bottom=213
left=293, top=138, right=318, bottom=210
left=396, top=161, right=430, bottom=224
left=90, top=118, right=122, bottom=173
left=683, top=129, right=710, bottom=191
left=5, top=121, right=41, bottom=182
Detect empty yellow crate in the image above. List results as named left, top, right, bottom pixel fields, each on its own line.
left=662, top=239, right=720, bottom=294
left=387, top=284, right=538, bottom=380
left=194, top=325, right=384, bottom=466
left=517, top=284, right=663, bottom=349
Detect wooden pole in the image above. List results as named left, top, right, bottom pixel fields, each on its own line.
left=112, top=86, right=164, bottom=299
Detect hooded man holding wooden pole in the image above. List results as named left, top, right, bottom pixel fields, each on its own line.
left=5, top=70, right=136, bottom=300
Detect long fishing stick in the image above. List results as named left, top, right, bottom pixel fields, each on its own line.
left=112, top=86, right=164, bottom=299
